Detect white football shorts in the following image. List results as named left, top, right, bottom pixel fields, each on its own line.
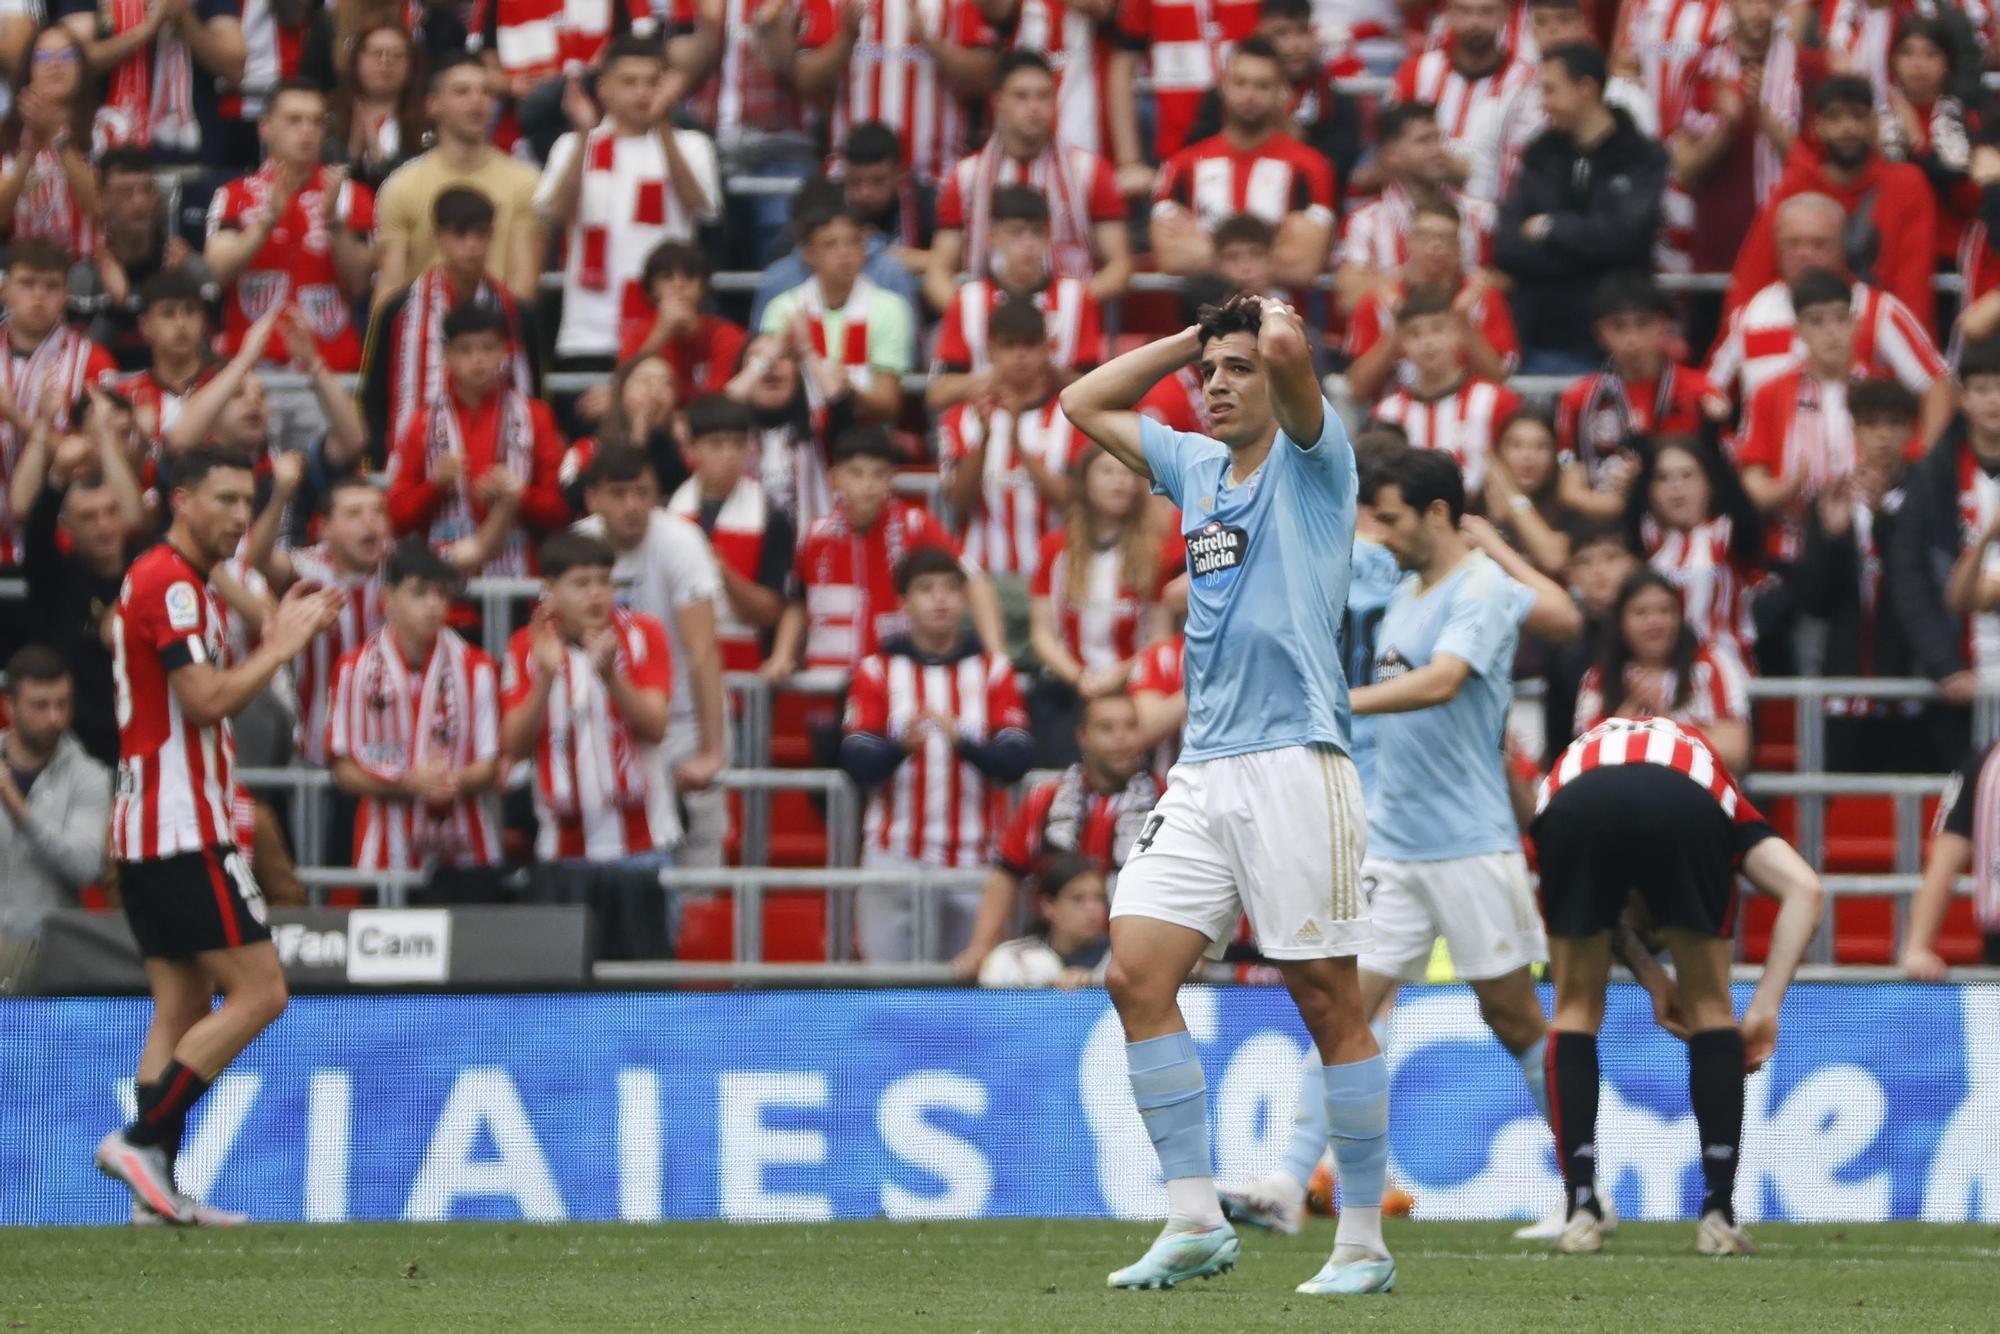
left=1357, top=850, right=1549, bottom=982
left=1110, top=743, right=1370, bottom=960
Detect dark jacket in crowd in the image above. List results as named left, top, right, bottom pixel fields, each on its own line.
left=1886, top=418, right=1983, bottom=685
left=1494, top=106, right=1668, bottom=363
left=23, top=487, right=127, bottom=768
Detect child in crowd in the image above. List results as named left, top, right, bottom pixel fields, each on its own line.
left=1371, top=287, right=1521, bottom=494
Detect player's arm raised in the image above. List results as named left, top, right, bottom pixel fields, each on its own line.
left=1256, top=298, right=1326, bottom=448
left=1737, top=836, right=1826, bottom=1071
left=170, top=584, right=345, bottom=728
left=1059, top=327, right=1203, bottom=480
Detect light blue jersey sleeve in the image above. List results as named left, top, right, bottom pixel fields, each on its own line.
left=1283, top=397, right=1355, bottom=494
left=1139, top=415, right=1218, bottom=509
left=1434, top=559, right=1518, bottom=678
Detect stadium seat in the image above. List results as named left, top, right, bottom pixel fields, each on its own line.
left=673, top=891, right=829, bottom=963
left=1823, top=796, right=1896, bottom=873
left=1753, top=698, right=1797, bottom=772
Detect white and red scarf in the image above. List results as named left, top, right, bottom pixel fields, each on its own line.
left=347, top=627, right=483, bottom=862
left=95, top=0, right=200, bottom=154
left=425, top=387, right=538, bottom=574
left=535, top=609, right=651, bottom=818
left=801, top=276, right=876, bottom=393
left=964, top=138, right=1092, bottom=281
left=394, top=270, right=532, bottom=442
left=0, top=322, right=99, bottom=560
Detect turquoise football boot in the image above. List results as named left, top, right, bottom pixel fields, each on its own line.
left=1107, top=1223, right=1242, bottom=1290
left=1294, top=1245, right=1397, bottom=1295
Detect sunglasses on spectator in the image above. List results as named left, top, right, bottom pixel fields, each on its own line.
left=33, top=48, right=81, bottom=64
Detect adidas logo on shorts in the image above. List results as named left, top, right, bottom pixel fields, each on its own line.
left=1294, top=920, right=1322, bottom=945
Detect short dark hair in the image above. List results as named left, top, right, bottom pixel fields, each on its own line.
left=1592, top=270, right=1669, bottom=322
left=1411, top=195, right=1462, bottom=227
left=540, top=531, right=617, bottom=581
left=6, top=237, right=72, bottom=278
left=795, top=202, right=860, bottom=246
left=1544, top=41, right=1607, bottom=93
left=1895, top=14, right=1957, bottom=68
left=832, top=425, right=899, bottom=466
left=4, top=644, right=69, bottom=694
left=1352, top=430, right=1409, bottom=501
left=997, top=48, right=1055, bottom=85
left=643, top=239, right=710, bottom=288
left=683, top=393, right=755, bottom=440
left=434, top=187, right=496, bottom=233
left=1962, top=336, right=2000, bottom=384
left=1789, top=267, right=1852, bottom=315
left=1568, top=515, right=1632, bottom=555
left=1382, top=447, right=1467, bottom=522
left=894, top=545, right=965, bottom=597
left=988, top=297, right=1048, bottom=348
left=1034, top=850, right=1099, bottom=901
left=789, top=176, right=846, bottom=229
left=386, top=537, right=457, bottom=589
left=1178, top=273, right=1236, bottom=328
left=1527, top=0, right=1580, bottom=10
left=173, top=445, right=257, bottom=493
left=1260, top=0, right=1311, bottom=23
left=1374, top=102, right=1437, bottom=149
left=1230, top=34, right=1283, bottom=70
left=990, top=184, right=1051, bottom=229
left=97, top=146, right=154, bottom=180
left=429, top=51, right=486, bottom=90
left=602, top=33, right=667, bottom=66
left=842, top=121, right=901, bottom=168
left=138, top=268, right=208, bottom=314
left=1212, top=213, right=1275, bottom=252
left=262, top=77, right=327, bottom=115
left=441, top=303, right=507, bottom=343
left=1816, top=74, right=1876, bottom=115
left=1194, top=291, right=1263, bottom=349
left=1849, top=376, right=1919, bottom=426
left=1395, top=285, right=1456, bottom=324
left=584, top=444, right=656, bottom=490
left=324, top=474, right=381, bottom=510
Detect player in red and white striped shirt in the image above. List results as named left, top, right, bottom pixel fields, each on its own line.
left=797, top=0, right=1000, bottom=185
left=1029, top=445, right=1186, bottom=692
left=328, top=540, right=504, bottom=883
left=938, top=301, right=1086, bottom=582
left=1391, top=0, right=1535, bottom=160
left=1336, top=103, right=1496, bottom=315
left=98, top=445, right=346, bottom=1227
left=1149, top=39, right=1337, bottom=283
left=1531, top=711, right=1822, bottom=1255
left=1343, top=196, right=1519, bottom=405
left=928, top=51, right=1130, bottom=310
left=840, top=547, right=1035, bottom=960
left=955, top=691, right=1163, bottom=975
left=247, top=461, right=389, bottom=769
left=1369, top=288, right=1521, bottom=495
left=930, top=185, right=1106, bottom=410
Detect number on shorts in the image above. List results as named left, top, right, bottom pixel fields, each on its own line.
left=1134, top=813, right=1166, bottom=855
left=1361, top=874, right=1378, bottom=906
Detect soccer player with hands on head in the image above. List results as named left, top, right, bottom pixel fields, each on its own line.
left=1062, top=294, right=1396, bottom=1298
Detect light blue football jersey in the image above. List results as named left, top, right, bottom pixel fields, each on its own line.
left=1368, top=550, right=1530, bottom=862
left=1343, top=536, right=1403, bottom=798
left=1139, top=403, right=1356, bottom=763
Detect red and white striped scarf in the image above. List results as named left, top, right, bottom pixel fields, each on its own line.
left=482, top=0, right=639, bottom=82
left=0, top=322, right=98, bottom=560
left=346, top=626, right=482, bottom=860
left=801, top=276, right=876, bottom=392
left=394, top=270, right=532, bottom=442
left=536, top=608, right=651, bottom=818
left=2, top=149, right=98, bottom=259
left=964, top=138, right=1092, bottom=281
left=95, top=0, right=199, bottom=154
left=425, top=387, right=537, bottom=575
left=1968, top=743, right=2000, bottom=929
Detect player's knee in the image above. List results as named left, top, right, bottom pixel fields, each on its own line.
left=1105, top=956, right=1167, bottom=1020
left=235, top=974, right=289, bottom=1028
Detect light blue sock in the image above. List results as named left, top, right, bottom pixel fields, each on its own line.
left=1282, top=1050, right=1329, bottom=1187
left=1517, top=1035, right=1552, bottom=1126
left=1323, top=1054, right=1389, bottom=1210
left=1127, top=1031, right=1212, bottom=1181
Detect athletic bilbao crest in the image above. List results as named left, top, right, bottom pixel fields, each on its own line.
left=296, top=284, right=349, bottom=338
left=1187, top=520, right=1248, bottom=589
left=239, top=272, right=291, bottom=322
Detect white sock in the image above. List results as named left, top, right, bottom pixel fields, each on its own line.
left=1165, top=1176, right=1225, bottom=1228
left=1333, top=1203, right=1385, bottom=1255
left=1266, top=1170, right=1307, bottom=1209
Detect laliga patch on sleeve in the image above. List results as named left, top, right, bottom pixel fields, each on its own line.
left=165, top=582, right=202, bottom=632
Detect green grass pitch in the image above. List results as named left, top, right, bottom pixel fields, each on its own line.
left=5, top=1219, right=1997, bottom=1332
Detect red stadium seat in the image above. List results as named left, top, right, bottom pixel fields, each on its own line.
left=1753, top=698, right=1796, bottom=772
left=673, top=891, right=829, bottom=962
left=1823, top=796, right=1895, bottom=873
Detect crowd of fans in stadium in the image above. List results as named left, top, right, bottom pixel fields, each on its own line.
left=3, top=0, right=2000, bottom=984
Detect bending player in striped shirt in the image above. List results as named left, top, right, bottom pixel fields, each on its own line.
left=1063, top=293, right=1393, bottom=1296
left=1532, top=715, right=1823, bottom=1255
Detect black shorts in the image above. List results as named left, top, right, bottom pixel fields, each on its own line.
left=117, top=847, right=272, bottom=959
left=1530, top=764, right=1771, bottom=938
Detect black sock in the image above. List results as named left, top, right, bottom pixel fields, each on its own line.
left=1548, top=1031, right=1601, bottom=1219
left=126, top=1061, right=209, bottom=1150
left=1688, top=1027, right=1746, bottom=1225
